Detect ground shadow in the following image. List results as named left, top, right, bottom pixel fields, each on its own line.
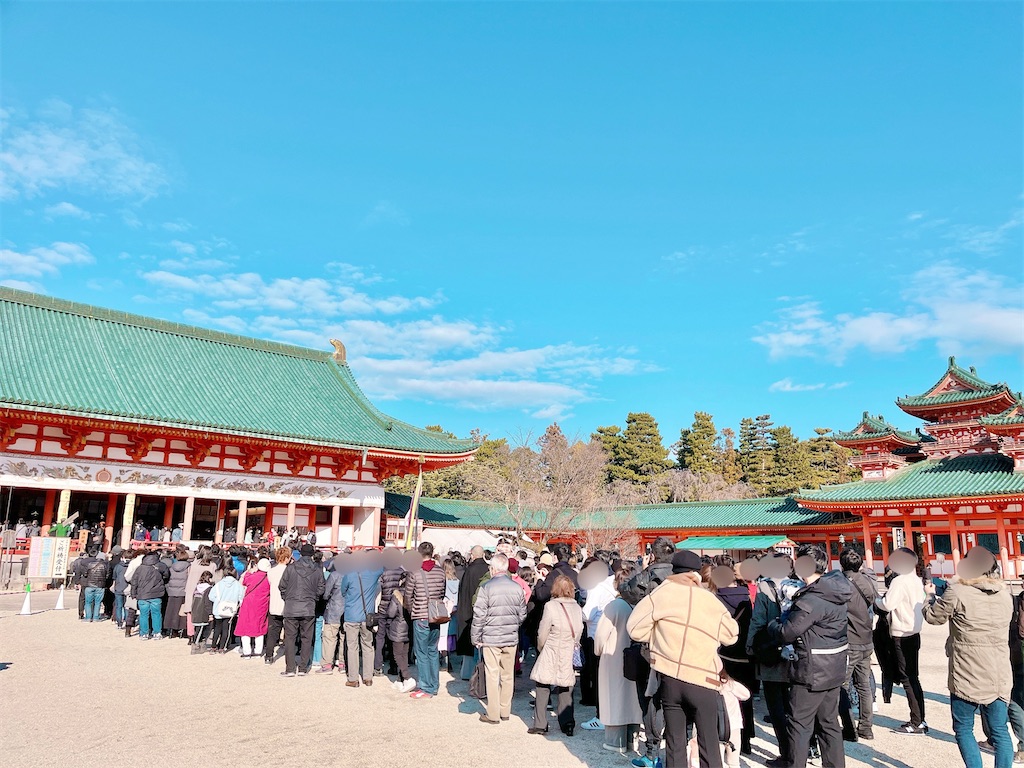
left=0, top=662, right=11, bottom=671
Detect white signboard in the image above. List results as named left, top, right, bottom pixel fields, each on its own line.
left=26, top=536, right=70, bottom=578
left=892, top=526, right=906, bottom=550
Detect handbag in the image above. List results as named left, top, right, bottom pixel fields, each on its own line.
left=468, top=658, right=487, bottom=700
left=421, top=571, right=450, bottom=624
left=358, top=575, right=379, bottom=630
left=559, top=603, right=584, bottom=669
left=623, top=642, right=650, bottom=682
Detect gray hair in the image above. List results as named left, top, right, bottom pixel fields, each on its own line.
left=489, top=552, right=509, bottom=575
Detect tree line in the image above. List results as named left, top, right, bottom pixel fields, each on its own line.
left=385, top=414, right=859, bottom=551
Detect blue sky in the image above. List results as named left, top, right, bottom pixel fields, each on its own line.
left=2, top=2, right=1022, bottom=447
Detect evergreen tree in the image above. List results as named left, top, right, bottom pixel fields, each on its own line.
left=718, top=427, right=742, bottom=484
left=806, top=428, right=858, bottom=488
left=738, top=417, right=757, bottom=485
left=677, top=411, right=718, bottom=477
left=768, top=425, right=812, bottom=495
left=597, top=413, right=670, bottom=485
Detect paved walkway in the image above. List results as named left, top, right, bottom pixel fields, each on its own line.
left=0, top=589, right=996, bottom=768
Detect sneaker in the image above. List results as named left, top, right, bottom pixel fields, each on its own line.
left=410, top=690, right=433, bottom=699
left=140, top=635, right=150, bottom=641
left=1013, top=749, right=1024, bottom=764
left=373, top=668, right=384, bottom=677
left=280, top=671, right=296, bottom=678
left=392, top=680, right=403, bottom=691
left=315, top=665, right=334, bottom=674
left=401, top=678, right=417, bottom=693
left=631, top=758, right=655, bottom=768
left=766, top=759, right=793, bottom=768
left=296, top=671, right=307, bottom=677
left=893, top=723, right=928, bottom=735
left=872, top=701, right=879, bottom=713
left=979, top=740, right=995, bottom=753
left=151, top=635, right=163, bottom=641
left=264, top=658, right=273, bottom=666
left=581, top=717, right=604, bottom=731
left=601, top=744, right=626, bottom=754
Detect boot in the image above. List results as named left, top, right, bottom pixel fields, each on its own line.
left=197, top=641, right=208, bottom=654
left=191, top=642, right=201, bottom=655
left=124, top=625, right=132, bottom=638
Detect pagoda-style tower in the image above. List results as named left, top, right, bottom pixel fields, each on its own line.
left=832, top=412, right=920, bottom=481
left=896, top=357, right=1016, bottom=459
left=981, top=397, right=1024, bottom=472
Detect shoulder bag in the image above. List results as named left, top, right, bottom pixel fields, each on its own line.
left=358, top=575, right=379, bottom=629
left=558, top=602, right=584, bottom=669
left=420, top=570, right=450, bottom=624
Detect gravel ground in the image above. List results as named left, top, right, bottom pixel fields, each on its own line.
left=0, top=589, right=998, bottom=768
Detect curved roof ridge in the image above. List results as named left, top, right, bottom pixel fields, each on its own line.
left=0, top=286, right=328, bottom=362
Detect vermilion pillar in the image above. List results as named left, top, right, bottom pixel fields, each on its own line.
left=104, top=494, right=118, bottom=551
left=330, top=505, right=340, bottom=548
left=41, top=489, right=57, bottom=529
left=163, top=497, right=175, bottom=529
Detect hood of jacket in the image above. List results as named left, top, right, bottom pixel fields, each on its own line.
left=959, top=575, right=1005, bottom=595
left=716, top=585, right=750, bottom=615
left=142, top=553, right=160, bottom=566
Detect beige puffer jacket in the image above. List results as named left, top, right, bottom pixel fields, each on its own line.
left=531, top=598, right=583, bottom=688
left=923, top=575, right=1013, bottom=705
left=627, top=572, right=739, bottom=690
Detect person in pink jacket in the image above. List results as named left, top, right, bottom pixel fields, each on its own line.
left=236, top=558, right=272, bottom=658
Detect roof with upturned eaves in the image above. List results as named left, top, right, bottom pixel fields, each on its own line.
left=0, top=288, right=476, bottom=456
left=798, top=454, right=1024, bottom=505
left=897, top=357, right=1013, bottom=410
left=832, top=412, right=918, bottom=445
left=980, top=398, right=1024, bottom=428
left=384, top=493, right=845, bottom=531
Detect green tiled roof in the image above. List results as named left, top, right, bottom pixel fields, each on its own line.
left=676, top=535, right=789, bottom=550
left=980, top=398, right=1024, bottom=427
left=897, top=357, right=1012, bottom=408
left=384, top=493, right=843, bottom=531
left=0, top=289, right=475, bottom=455
left=833, top=411, right=918, bottom=444
left=799, top=454, right=1024, bottom=504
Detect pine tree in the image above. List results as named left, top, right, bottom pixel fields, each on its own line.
left=738, top=418, right=757, bottom=486
left=768, top=425, right=812, bottom=495
left=677, top=412, right=718, bottom=477
left=593, top=425, right=627, bottom=483
left=597, top=413, right=670, bottom=485
left=718, top=427, right=742, bottom=484
left=806, top=428, right=858, bottom=488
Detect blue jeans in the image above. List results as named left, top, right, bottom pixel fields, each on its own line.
left=84, top=587, right=105, bottom=621
left=114, top=593, right=126, bottom=626
left=952, top=694, right=1013, bottom=768
left=138, top=598, right=163, bottom=638
left=312, top=615, right=324, bottom=665
left=413, top=620, right=441, bottom=695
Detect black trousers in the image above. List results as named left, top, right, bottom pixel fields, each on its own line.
left=635, top=670, right=665, bottom=759
left=839, top=645, right=875, bottom=737
left=264, top=613, right=284, bottom=660
left=722, top=658, right=756, bottom=750
left=392, top=640, right=411, bottom=681
left=762, top=680, right=793, bottom=760
left=893, top=634, right=925, bottom=727
left=579, top=634, right=599, bottom=711
left=660, top=676, right=722, bottom=768
left=211, top=617, right=233, bottom=650
left=78, top=586, right=86, bottom=619
left=535, top=683, right=575, bottom=733
left=284, top=616, right=315, bottom=674
left=375, top=616, right=394, bottom=672
left=788, top=685, right=845, bottom=768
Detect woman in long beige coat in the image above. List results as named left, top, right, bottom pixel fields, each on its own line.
left=595, top=573, right=644, bottom=754
left=530, top=574, right=583, bottom=737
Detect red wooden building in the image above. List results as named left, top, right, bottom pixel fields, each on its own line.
left=0, top=289, right=476, bottom=550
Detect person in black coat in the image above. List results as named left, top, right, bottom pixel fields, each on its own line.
left=531, top=543, right=580, bottom=606
left=457, top=546, right=490, bottom=678
left=714, top=560, right=756, bottom=755
left=278, top=543, right=326, bottom=677
left=768, top=544, right=853, bottom=768
left=376, top=555, right=406, bottom=675
left=838, top=548, right=880, bottom=741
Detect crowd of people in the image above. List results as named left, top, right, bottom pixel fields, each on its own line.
left=65, top=534, right=1024, bottom=768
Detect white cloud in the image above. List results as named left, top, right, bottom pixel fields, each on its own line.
left=0, top=101, right=167, bottom=201
left=0, top=279, right=44, bottom=292
left=162, top=219, right=191, bottom=232
left=754, top=262, right=1024, bottom=362
left=769, top=378, right=826, bottom=393
left=43, top=201, right=91, bottom=219
left=169, top=240, right=196, bottom=255
left=361, top=200, right=409, bottom=228
left=945, top=210, right=1023, bottom=256
left=142, top=269, right=443, bottom=318
left=142, top=262, right=653, bottom=418
left=0, top=241, right=94, bottom=278
left=906, top=211, right=926, bottom=221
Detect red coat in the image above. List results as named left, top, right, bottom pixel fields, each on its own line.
left=235, top=570, right=271, bottom=636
